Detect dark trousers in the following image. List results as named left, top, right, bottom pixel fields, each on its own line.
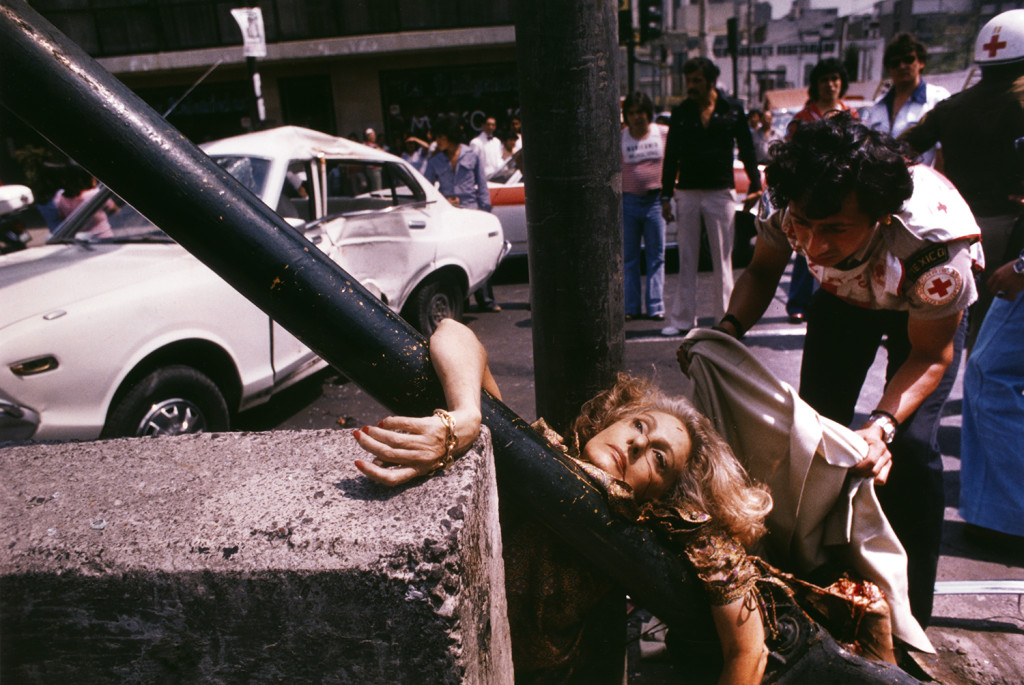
left=799, top=289, right=966, bottom=628
left=473, top=279, right=496, bottom=308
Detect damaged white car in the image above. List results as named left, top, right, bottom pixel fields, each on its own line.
left=0, top=126, right=507, bottom=442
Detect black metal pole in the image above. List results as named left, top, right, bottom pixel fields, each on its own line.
left=0, top=0, right=701, bottom=629
left=628, top=40, right=637, bottom=93
left=515, top=0, right=626, bottom=435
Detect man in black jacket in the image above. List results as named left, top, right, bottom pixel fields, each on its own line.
left=901, top=9, right=1024, bottom=348
left=659, top=57, right=762, bottom=336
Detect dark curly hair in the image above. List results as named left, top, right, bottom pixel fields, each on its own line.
left=884, top=32, right=928, bottom=71
left=764, top=112, right=913, bottom=222
left=682, top=57, right=720, bottom=85
left=432, top=115, right=464, bottom=145
left=622, top=91, right=654, bottom=120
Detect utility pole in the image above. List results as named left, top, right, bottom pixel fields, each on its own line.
left=746, top=0, right=754, bottom=104
left=699, top=0, right=709, bottom=56
left=515, top=4, right=625, bottom=678
left=230, top=8, right=266, bottom=130
left=622, top=0, right=637, bottom=93
left=515, top=0, right=625, bottom=440
left=727, top=16, right=739, bottom=97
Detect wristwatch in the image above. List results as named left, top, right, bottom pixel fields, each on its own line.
left=1013, top=249, right=1024, bottom=275
left=867, top=411, right=898, bottom=445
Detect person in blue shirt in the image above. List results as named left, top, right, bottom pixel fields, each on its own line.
left=860, top=33, right=949, bottom=166
left=424, top=117, right=499, bottom=311
left=424, top=117, right=491, bottom=212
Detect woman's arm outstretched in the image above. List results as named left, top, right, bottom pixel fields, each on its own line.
left=712, top=595, right=768, bottom=685
left=354, top=318, right=499, bottom=486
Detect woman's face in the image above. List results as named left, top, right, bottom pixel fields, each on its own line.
left=582, top=410, right=691, bottom=502
left=624, top=105, right=650, bottom=133
left=816, top=72, right=843, bottom=105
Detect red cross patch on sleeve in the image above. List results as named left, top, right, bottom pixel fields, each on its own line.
left=915, top=265, right=963, bottom=305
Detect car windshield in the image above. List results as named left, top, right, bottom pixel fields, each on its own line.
left=49, top=155, right=271, bottom=244
left=487, top=158, right=521, bottom=185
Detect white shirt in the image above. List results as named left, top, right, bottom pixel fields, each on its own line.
left=470, top=131, right=504, bottom=178
left=861, top=81, right=950, bottom=166
left=757, top=165, right=982, bottom=318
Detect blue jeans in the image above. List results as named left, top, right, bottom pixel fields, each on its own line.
left=786, top=254, right=816, bottom=316
left=622, top=192, right=666, bottom=317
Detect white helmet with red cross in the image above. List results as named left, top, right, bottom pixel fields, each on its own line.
left=975, top=9, right=1024, bottom=65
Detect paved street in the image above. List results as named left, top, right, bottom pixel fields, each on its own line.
left=238, top=258, right=1023, bottom=684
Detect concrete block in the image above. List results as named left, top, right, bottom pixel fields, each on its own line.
left=0, top=428, right=512, bottom=684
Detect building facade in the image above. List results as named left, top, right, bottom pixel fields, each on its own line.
left=23, top=0, right=519, bottom=148
left=637, top=0, right=1020, bottom=111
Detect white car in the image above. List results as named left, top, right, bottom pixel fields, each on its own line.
left=0, top=126, right=506, bottom=442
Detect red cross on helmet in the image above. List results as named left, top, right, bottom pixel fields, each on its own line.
left=975, top=9, right=1024, bottom=65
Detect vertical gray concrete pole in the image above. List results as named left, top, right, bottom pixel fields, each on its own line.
left=514, top=4, right=626, bottom=682
left=515, top=0, right=626, bottom=434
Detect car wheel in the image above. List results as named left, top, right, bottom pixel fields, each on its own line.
left=405, top=278, right=464, bottom=335
left=104, top=365, right=229, bottom=438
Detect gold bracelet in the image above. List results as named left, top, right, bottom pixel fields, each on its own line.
left=431, top=409, right=458, bottom=474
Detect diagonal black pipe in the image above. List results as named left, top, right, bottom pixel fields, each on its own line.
left=0, top=0, right=703, bottom=628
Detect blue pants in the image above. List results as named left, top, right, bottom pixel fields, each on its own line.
left=960, top=295, right=1024, bottom=536
left=786, top=254, right=816, bottom=316
left=622, top=192, right=666, bottom=317
left=798, top=289, right=966, bottom=628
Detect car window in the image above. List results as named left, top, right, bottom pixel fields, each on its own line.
left=50, top=156, right=272, bottom=244
left=383, top=164, right=426, bottom=205
left=277, top=161, right=314, bottom=222
left=323, top=160, right=425, bottom=216
left=210, top=156, right=271, bottom=198
left=489, top=159, right=522, bottom=185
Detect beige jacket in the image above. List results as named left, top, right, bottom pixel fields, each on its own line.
left=680, top=328, right=933, bottom=653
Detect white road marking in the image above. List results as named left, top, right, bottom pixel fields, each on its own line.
left=628, top=326, right=807, bottom=342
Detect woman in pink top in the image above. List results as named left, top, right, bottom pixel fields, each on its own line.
left=784, top=58, right=859, bottom=322
left=621, top=92, right=670, bottom=321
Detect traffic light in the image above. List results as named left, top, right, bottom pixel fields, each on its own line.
left=619, top=0, right=633, bottom=45
left=639, top=0, right=663, bottom=44
left=726, top=17, right=739, bottom=57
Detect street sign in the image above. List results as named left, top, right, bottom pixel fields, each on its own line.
left=230, top=8, right=266, bottom=58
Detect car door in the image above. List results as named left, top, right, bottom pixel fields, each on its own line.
left=309, top=159, right=435, bottom=311
left=268, top=160, right=324, bottom=384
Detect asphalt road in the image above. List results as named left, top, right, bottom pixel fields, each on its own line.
left=236, top=257, right=1023, bottom=684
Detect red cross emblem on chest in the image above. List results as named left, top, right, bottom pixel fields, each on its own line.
left=936, top=202, right=947, bottom=213
left=983, top=32, right=1008, bottom=59
left=928, top=276, right=954, bottom=298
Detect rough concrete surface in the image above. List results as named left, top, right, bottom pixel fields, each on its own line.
left=0, top=429, right=512, bottom=684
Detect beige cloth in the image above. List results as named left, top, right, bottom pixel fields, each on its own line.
left=680, top=328, right=934, bottom=653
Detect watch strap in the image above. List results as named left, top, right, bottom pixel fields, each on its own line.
left=868, top=410, right=898, bottom=444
